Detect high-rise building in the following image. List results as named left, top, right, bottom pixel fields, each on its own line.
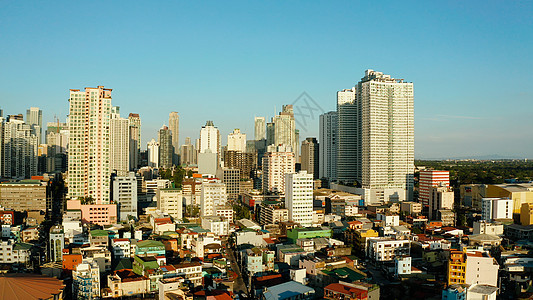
left=68, top=86, right=112, bottom=204
left=419, top=170, right=450, bottom=207
left=286, top=171, right=313, bottom=227
left=26, top=107, right=43, bottom=144
left=337, top=70, right=414, bottom=204
left=110, top=107, right=130, bottom=176
left=112, top=172, right=138, bottom=221
left=301, top=138, right=319, bottom=179
left=262, top=144, right=295, bottom=195
left=336, top=88, right=357, bottom=184
left=198, top=121, right=220, bottom=175
left=158, top=125, right=173, bottom=169
left=147, top=139, right=159, bottom=168
left=169, top=112, right=180, bottom=165
left=217, top=168, right=240, bottom=200
left=272, top=105, right=299, bottom=159
left=319, top=111, right=337, bottom=180
left=180, top=137, right=196, bottom=165
left=227, top=128, right=246, bottom=153
left=266, top=122, right=275, bottom=146
left=1, top=118, right=38, bottom=179
left=158, top=188, right=183, bottom=221
left=224, top=150, right=254, bottom=179
left=254, top=117, right=266, bottom=140
left=128, top=113, right=141, bottom=170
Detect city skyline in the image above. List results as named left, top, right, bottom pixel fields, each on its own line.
left=1, top=1, right=532, bottom=159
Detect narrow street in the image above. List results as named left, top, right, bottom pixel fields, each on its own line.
left=223, top=240, right=248, bottom=297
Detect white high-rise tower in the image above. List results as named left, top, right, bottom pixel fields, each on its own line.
left=110, top=107, right=130, bottom=176
left=68, top=86, right=112, bottom=204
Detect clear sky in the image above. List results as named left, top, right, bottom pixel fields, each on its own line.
left=1, top=1, right=532, bottom=159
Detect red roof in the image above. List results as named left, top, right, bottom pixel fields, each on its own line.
left=263, top=238, right=275, bottom=244
left=325, top=283, right=367, bottom=297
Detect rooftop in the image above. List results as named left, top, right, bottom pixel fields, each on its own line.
left=263, top=281, right=315, bottom=300
left=0, top=274, right=65, bottom=300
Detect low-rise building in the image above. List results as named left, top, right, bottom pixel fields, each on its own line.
left=111, top=238, right=131, bottom=259
left=400, top=201, right=422, bottom=215
left=174, top=261, right=202, bottom=286
left=262, top=281, right=315, bottom=300
left=366, top=238, right=410, bottom=262
left=324, top=282, right=368, bottom=300
left=473, top=221, right=504, bottom=235
left=73, top=259, right=101, bottom=300
left=107, top=269, right=150, bottom=298
left=201, top=216, right=229, bottom=236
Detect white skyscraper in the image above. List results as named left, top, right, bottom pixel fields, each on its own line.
left=254, top=117, right=266, bottom=140
left=273, top=105, right=298, bottom=159
left=68, top=86, right=112, bottom=204
left=147, top=139, right=159, bottom=168
left=336, top=88, right=357, bottom=184
left=198, top=121, right=220, bottom=175
left=336, top=70, right=414, bottom=204
left=319, top=111, right=337, bottom=180
left=169, top=112, right=179, bottom=164
left=26, top=107, right=43, bottom=144
left=227, top=128, right=246, bottom=152
left=110, top=107, right=130, bottom=176
left=286, top=171, right=313, bottom=227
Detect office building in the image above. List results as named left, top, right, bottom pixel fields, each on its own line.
left=26, top=107, right=42, bottom=144
left=262, top=144, right=295, bottom=195
left=217, top=168, right=240, bottom=200
left=224, top=150, right=254, bottom=179
left=147, top=139, right=159, bottom=168
left=0, top=181, right=48, bottom=212
left=447, top=250, right=499, bottom=287
left=319, top=111, right=337, bottom=181
left=128, top=113, right=141, bottom=170
left=227, top=128, right=247, bottom=152
left=419, top=170, right=450, bottom=207
left=286, top=171, right=313, bottom=227
left=481, top=197, right=513, bottom=220
left=169, top=112, right=179, bottom=165
left=485, top=183, right=533, bottom=214
left=367, top=238, right=410, bottom=262
left=110, top=107, right=130, bottom=176
left=112, top=172, right=138, bottom=221
left=301, top=138, right=319, bottom=179
left=198, top=121, right=220, bottom=175
left=68, top=86, right=112, bottom=204
left=158, top=125, right=173, bottom=169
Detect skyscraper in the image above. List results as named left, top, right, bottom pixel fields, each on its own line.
left=301, top=138, right=319, bottom=179
left=180, top=137, right=195, bottom=165
left=198, top=121, right=220, bottom=175
left=266, top=122, right=275, bottom=146
left=26, top=107, right=43, bottom=144
left=336, top=88, right=357, bottom=184
left=254, top=117, right=266, bottom=140
left=158, top=125, right=173, bottom=169
left=227, top=128, right=246, bottom=152
left=169, top=112, right=180, bottom=165
left=419, top=170, right=450, bottom=207
left=338, top=70, right=414, bottom=204
left=286, top=171, right=313, bottom=227
left=128, top=113, right=141, bottom=170
left=319, top=111, right=337, bottom=180
left=110, top=107, right=130, bottom=176
left=68, top=86, right=112, bottom=204
left=2, top=118, right=38, bottom=179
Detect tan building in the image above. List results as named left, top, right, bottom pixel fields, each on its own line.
left=0, top=180, right=48, bottom=212
left=157, top=188, right=183, bottom=221
left=521, top=202, right=533, bottom=226
left=262, top=145, right=295, bottom=195
left=400, top=201, right=422, bottom=215
left=429, top=186, right=454, bottom=220
left=486, top=183, right=533, bottom=214
left=460, top=184, right=487, bottom=209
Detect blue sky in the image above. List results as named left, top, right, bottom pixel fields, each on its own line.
left=1, top=1, right=532, bottom=158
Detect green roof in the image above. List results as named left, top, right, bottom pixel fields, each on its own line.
left=114, top=258, right=133, bottom=271
left=90, top=230, right=109, bottom=237
left=137, top=240, right=164, bottom=248
left=13, top=243, right=33, bottom=251
left=322, top=267, right=366, bottom=282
